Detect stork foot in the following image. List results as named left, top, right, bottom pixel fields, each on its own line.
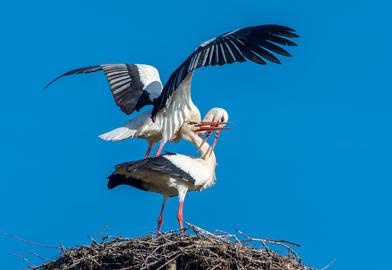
left=157, top=196, right=168, bottom=233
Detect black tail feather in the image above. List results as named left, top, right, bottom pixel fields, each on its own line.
left=107, top=174, right=126, bottom=189
left=107, top=174, right=148, bottom=191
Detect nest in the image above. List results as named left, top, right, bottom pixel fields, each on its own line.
left=35, top=224, right=311, bottom=270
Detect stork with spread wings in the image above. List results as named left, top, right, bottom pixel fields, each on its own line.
left=46, top=24, right=299, bottom=158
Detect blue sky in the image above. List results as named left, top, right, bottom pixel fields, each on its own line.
left=1, top=0, right=391, bottom=269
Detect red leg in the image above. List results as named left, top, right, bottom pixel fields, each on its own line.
left=144, top=142, right=155, bottom=159
left=155, top=142, right=165, bottom=157
left=157, top=196, right=168, bottom=233
left=177, top=199, right=184, bottom=234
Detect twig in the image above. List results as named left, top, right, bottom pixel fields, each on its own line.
left=87, top=235, right=97, bottom=245
left=0, top=231, right=59, bottom=249
left=318, top=258, right=336, bottom=270
left=94, top=223, right=111, bottom=243
left=32, top=223, right=309, bottom=270
left=155, top=252, right=181, bottom=270
left=20, top=252, right=46, bottom=263
left=235, top=228, right=301, bottom=260
left=11, top=253, right=36, bottom=268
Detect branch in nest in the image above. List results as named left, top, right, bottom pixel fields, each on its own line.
left=8, top=223, right=310, bottom=270
left=0, top=231, right=58, bottom=250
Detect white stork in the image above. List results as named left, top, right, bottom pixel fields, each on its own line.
left=107, top=120, right=229, bottom=232
left=46, top=25, right=298, bottom=158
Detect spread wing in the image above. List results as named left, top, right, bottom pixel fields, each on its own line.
left=46, top=64, right=163, bottom=115
left=152, top=24, right=299, bottom=118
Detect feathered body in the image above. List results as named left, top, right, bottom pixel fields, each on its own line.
left=107, top=121, right=217, bottom=198
left=100, top=74, right=201, bottom=145
left=47, top=25, right=298, bottom=157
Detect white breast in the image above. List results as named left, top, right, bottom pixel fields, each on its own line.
left=163, top=154, right=212, bottom=187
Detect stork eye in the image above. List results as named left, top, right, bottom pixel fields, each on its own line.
left=188, top=121, right=197, bottom=125
left=220, top=117, right=225, bottom=122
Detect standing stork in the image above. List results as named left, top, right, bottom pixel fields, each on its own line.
left=107, top=120, right=229, bottom=232
left=46, top=24, right=298, bottom=158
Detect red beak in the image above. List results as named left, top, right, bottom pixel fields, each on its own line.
left=193, top=121, right=231, bottom=152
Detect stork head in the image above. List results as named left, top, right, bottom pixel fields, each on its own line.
left=195, top=107, right=229, bottom=152
left=202, top=107, right=229, bottom=124
left=193, top=108, right=229, bottom=137
left=180, top=107, right=230, bottom=153
left=179, top=119, right=228, bottom=140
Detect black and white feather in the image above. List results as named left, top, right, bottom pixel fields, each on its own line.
left=151, top=24, right=299, bottom=118
left=46, top=64, right=162, bottom=115
left=46, top=24, right=298, bottom=154
left=107, top=153, right=213, bottom=197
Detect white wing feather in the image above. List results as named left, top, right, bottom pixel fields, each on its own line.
left=158, top=73, right=197, bottom=143
left=163, top=154, right=212, bottom=187
left=99, top=109, right=162, bottom=141
left=99, top=127, right=137, bottom=141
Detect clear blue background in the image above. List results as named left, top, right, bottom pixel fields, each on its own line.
left=0, top=0, right=391, bottom=269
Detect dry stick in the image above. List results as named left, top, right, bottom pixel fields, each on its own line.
left=214, top=230, right=245, bottom=244
left=234, top=228, right=301, bottom=260
left=318, top=258, right=336, bottom=270
left=33, top=223, right=307, bottom=270
left=263, top=237, right=301, bottom=247
left=210, top=262, right=223, bottom=270
left=20, top=251, right=46, bottom=263
left=155, top=252, right=181, bottom=270
left=0, top=231, right=59, bottom=249
left=11, top=253, right=35, bottom=268
left=186, top=222, right=215, bottom=237
left=94, top=223, right=111, bottom=243
left=140, top=245, right=163, bottom=268
left=87, top=235, right=98, bottom=245
left=235, top=228, right=300, bottom=247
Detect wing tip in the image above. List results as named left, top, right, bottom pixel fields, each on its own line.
left=255, top=24, right=300, bottom=40
left=288, top=40, right=298, bottom=47
left=265, top=24, right=298, bottom=34
left=44, top=75, right=63, bottom=89
left=273, top=59, right=282, bottom=64
left=45, top=65, right=103, bottom=89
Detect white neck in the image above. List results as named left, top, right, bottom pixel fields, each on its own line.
left=184, top=130, right=216, bottom=166
left=186, top=130, right=217, bottom=187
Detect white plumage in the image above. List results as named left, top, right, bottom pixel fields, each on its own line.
left=98, top=109, right=159, bottom=142
left=47, top=25, right=298, bottom=158
left=108, top=120, right=227, bottom=232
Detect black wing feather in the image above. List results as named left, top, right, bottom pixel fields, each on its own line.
left=248, top=43, right=281, bottom=64
left=152, top=24, right=299, bottom=119
left=45, top=66, right=102, bottom=88
left=45, top=64, right=161, bottom=115
left=263, top=34, right=297, bottom=46
left=257, top=40, right=291, bottom=57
